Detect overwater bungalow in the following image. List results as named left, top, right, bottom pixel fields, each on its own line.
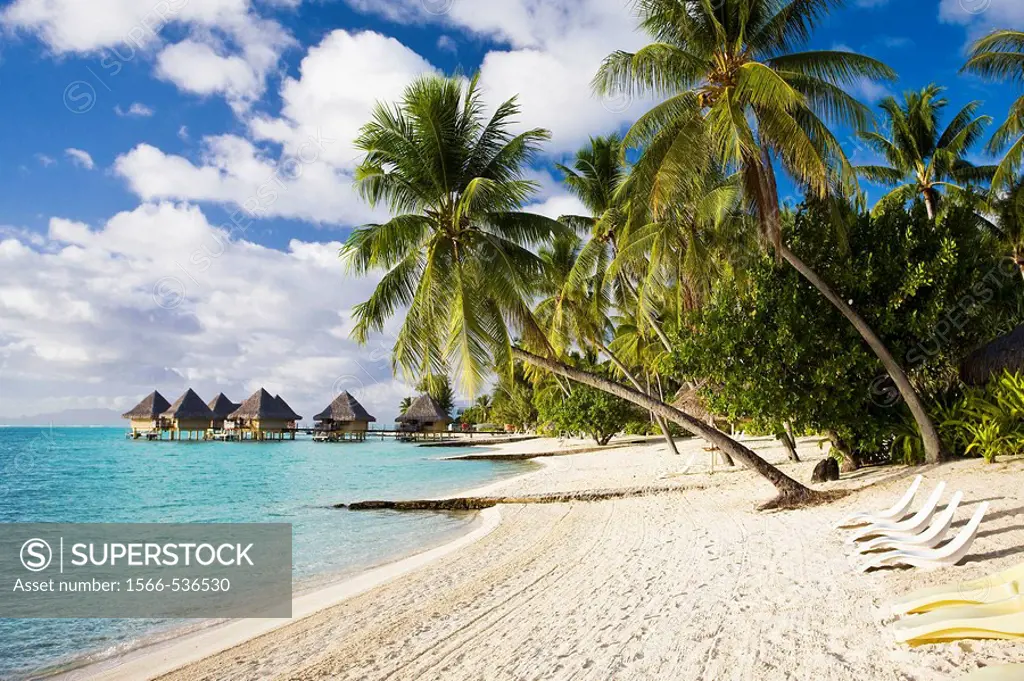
left=313, top=391, right=376, bottom=441
left=162, top=388, right=215, bottom=441
left=274, top=394, right=302, bottom=430
left=227, top=388, right=302, bottom=441
left=208, top=393, right=241, bottom=431
left=122, top=391, right=172, bottom=439
left=395, top=394, right=452, bottom=436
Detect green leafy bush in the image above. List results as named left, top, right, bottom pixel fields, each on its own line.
left=669, top=199, right=1024, bottom=463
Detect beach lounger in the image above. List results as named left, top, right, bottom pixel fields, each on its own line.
left=893, top=594, right=1024, bottom=644
left=857, top=491, right=963, bottom=555
left=890, top=562, right=1024, bottom=616
left=960, top=664, right=1024, bottom=679
left=847, top=481, right=947, bottom=545
left=859, top=502, right=988, bottom=573
left=835, top=474, right=923, bottom=529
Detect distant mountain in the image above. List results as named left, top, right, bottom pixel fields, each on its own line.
left=0, top=408, right=123, bottom=426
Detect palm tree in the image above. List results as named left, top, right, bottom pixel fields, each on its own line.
left=345, top=73, right=815, bottom=506
left=962, top=30, right=1024, bottom=192
left=473, top=394, right=492, bottom=422
left=595, top=0, right=949, bottom=464
left=399, top=397, right=412, bottom=415
left=536, top=228, right=681, bottom=454
left=856, top=85, right=993, bottom=220
left=552, top=136, right=681, bottom=454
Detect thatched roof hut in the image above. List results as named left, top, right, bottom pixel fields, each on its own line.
left=961, top=325, right=1024, bottom=386
left=229, top=389, right=302, bottom=421
left=315, top=391, right=376, bottom=424
left=227, top=389, right=301, bottom=440
left=122, top=391, right=171, bottom=420
left=162, top=389, right=215, bottom=421
left=274, top=394, right=303, bottom=422
left=208, top=393, right=240, bottom=419
left=396, top=394, right=451, bottom=431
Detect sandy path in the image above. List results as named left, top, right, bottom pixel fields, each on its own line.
left=93, top=438, right=1024, bottom=680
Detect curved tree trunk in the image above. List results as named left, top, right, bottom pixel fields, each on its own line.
left=826, top=429, right=862, bottom=472
left=512, top=347, right=816, bottom=505
left=598, top=343, right=680, bottom=456
left=779, top=244, right=947, bottom=464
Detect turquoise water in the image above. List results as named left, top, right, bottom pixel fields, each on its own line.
left=0, top=427, right=530, bottom=679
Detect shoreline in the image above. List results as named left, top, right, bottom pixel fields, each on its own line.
left=47, top=444, right=558, bottom=681
left=55, top=507, right=505, bottom=681
left=42, top=438, right=1024, bottom=680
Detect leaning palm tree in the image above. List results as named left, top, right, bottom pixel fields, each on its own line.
left=344, top=73, right=815, bottom=506
left=856, top=85, right=993, bottom=220
left=536, top=229, right=681, bottom=454
left=398, top=397, right=412, bottom=415
left=553, top=136, right=681, bottom=454
left=595, top=0, right=948, bottom=463
left=963, top=30, right=1024, bottom=192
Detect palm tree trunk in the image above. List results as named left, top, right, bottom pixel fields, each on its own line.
left=826, top=429, right=862, bottom=472
left=598, top=343, right=680, bottom=456
left=784, top=421, right=800, bottom=462
left=779, top=431, right=799, bottom=462
left=779, top=244, right=947, bottom=463
left=923, top=189, right=937, bottom=221
left=511, top=347, right=815, bottom=505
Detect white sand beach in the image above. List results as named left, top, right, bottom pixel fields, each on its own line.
left=71, top=436, right=1024, bottom=681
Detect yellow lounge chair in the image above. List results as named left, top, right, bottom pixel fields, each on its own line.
left=893, top=595, right=1024, bottom=645
left=889, top=562, right=1024, bottom=616
left=961, top=665, right=1024, bottom=680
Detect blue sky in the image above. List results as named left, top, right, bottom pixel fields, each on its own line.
left=0, top=0, right=1021, bottom=423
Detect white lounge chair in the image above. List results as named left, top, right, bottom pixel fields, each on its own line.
left=857, top=491, right=963, bottom=555
left=835, top=474, right=923, bottom=530
left=859, top=502, right=989, bottom=572
left=893, top=595, right=1024, bottom=644
left=847, top=481, right=947, bottom=545
left=889, top=562, right=1024, bottom=616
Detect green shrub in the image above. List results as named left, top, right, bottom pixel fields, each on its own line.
left=940, top=371, right=1024, bottom=463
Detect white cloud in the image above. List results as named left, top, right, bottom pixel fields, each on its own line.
left=35, top=154, right=56, bottom=167
left=156, top=40, right=262, bottom=101
left=0, top=201, right=412, bottom=422
left=1, top=0, right=258, bottom=53
left=116, top=29, right=435, bottom=225
left=113, top=135, right=386, bottom=226
left=939, top=0, right=1024, bottom=29
left=2, top=0, right=294, bottom=109
left=249, top=30, right=437, bottom=164
left=155, top=16, right=294, bottom=108
left=114, top=22, right=640, bottom=223
left=344, top=0, right=649, bottom=153
left=65, top=148, right=95, bottom=170
left=115, top=102, right=154, bottom=117
left=178, top=125, right=190, bottom=141
left=437, top=35, right=457, bottom=53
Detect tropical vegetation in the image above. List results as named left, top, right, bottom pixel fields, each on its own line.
left=855, top=84, right=993, bottom=220
left=346, top=1, right=1024, bottom=507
